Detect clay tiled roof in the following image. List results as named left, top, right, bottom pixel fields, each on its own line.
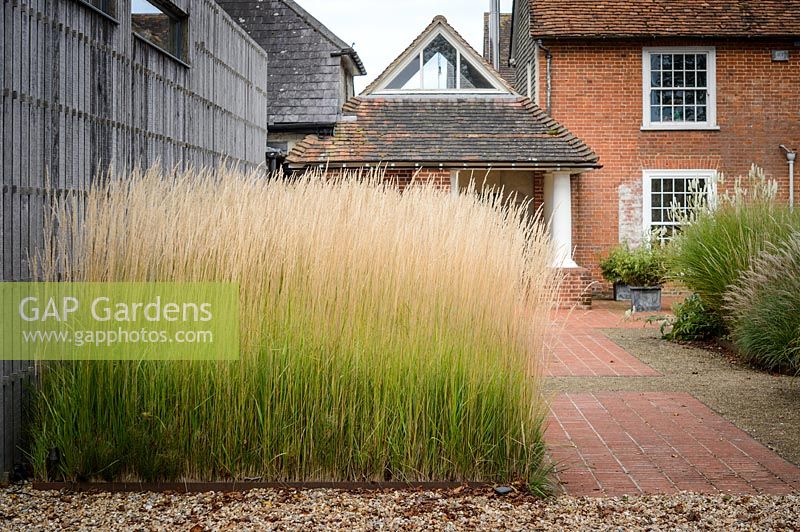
left=286, top=96, right=600, bottom=169
left=526, top=0, right=800, bottom=39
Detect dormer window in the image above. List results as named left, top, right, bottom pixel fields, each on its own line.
left=377, top=28, right=500, bottom=93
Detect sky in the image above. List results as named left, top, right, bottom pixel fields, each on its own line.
left=131, top=0, right=161, bottom=14
left=294, top=0, right=514, bottom=92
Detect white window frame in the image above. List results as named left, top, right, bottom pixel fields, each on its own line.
left=642, top=169, right=717, bottom=236
left=642, top=47, right=718, bottom=131
left=372, top=28, right=508, bottom=95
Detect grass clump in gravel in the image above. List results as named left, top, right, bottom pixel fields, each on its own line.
left=725, top=234, right=800, bottom=374
left=30, top=166, right=555, bottom=491
left=667, top=166, right=800, bottom=328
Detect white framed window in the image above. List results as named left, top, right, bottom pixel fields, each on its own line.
left=384, top=33, right=493, bottom=91
left=642, top=47, right=717, bottom=131
left=643, top=169, right=716, bottom=242
left=374, top=28, right=507, bottom=94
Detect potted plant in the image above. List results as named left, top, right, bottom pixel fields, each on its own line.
left=615, top=245, right=667, bottom=312
left=600, top=244, right=631, bottom=301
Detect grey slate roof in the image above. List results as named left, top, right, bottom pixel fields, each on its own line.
left=217, top=0, right=366, bottom=128
left=286, top=96, right=600, bottom=169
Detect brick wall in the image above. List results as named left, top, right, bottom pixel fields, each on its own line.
left=383, top=168, right=452, bottom=190
left=536, top=38, right=800, bottom=292
left=557, top=267, right=593, bottom=310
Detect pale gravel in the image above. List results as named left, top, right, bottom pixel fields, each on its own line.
left=1, top=485, right=799, bottom=531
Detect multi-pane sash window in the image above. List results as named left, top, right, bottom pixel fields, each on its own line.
left=643, top=170, right=716, bottom=242
left=643, top=48, right=716, bottom=130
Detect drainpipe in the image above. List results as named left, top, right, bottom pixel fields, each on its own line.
left=536, top=39, right=552, bottom=115
left=781, top=145, right=796, bottom=210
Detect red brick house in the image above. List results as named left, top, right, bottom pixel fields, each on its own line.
left=287, top=16, right=601, bottom=306
left=508, top=0, right=800, bottom=294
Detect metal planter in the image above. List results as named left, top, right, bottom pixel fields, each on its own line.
left=614, top=282, right=632, bottom=301
left=630, top=286, right=662, bottom=313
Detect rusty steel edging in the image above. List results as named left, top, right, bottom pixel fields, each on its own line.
left=32, top=481, right=493, bottom=493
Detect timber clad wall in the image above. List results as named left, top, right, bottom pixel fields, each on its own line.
left=0, top=0, right=269, bottom=480
left=510, top=1, right=534, bottom=99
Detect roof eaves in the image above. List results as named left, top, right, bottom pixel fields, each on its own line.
left=331, top=47, right=367, bottom=76
left=533, top=31, right=800, bottom=39
left=518, top=97, right=600, bottom=164
left=287, top=158, right=601, bottom=170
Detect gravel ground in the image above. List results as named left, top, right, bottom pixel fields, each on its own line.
left=5, top=313, right=796, bottom=531
left=547, top=327, right=800, bottom=466
left=0, top=484, right=799, bottom=531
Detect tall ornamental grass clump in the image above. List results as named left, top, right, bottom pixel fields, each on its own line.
left=31, top=166, right=556, bottom=490
left=667, top=166, right=800, bottom=318
left=724, top=236, right=800, bottom=374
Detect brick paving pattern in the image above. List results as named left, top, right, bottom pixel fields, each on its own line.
left=547, top=392, right=800, bottom=497
left=547, top=330, right=661, bottom=377
left=545, top=303, right=800, bottom=497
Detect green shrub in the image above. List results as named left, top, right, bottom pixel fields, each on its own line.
left=613, top=245, right=667, bottom=287
left=599, top=244, right=629, bottom=284
left=662, top=294, right=726, bottom=341
left=667, top=166, right=800, bottom=318
left=668, top=203, right=800, bottom=317
left=724, top=236, right=800, bottom=374
left=31, top=166, right=555, bottom=491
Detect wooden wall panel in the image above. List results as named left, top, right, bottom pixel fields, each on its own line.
left=0, top=0, right=270, bottom=480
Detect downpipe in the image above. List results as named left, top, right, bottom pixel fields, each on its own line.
left=780, top=145, right=796, bottom=210
left=536, top=40, right=552, bottom=115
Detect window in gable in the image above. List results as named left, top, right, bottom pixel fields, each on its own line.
left=385, top=60, right=421, bottom=90
left=132, top=0, right=188, bottom=63
left=422, top=35, right=457, bottom=89
left=383, top=32, right=499, bottom=92
left=642, top=48, right=717, bottom=130
left=460, top=58, right=492, bottom=89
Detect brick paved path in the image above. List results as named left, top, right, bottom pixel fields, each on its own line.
left=546, top=330, right=660, bottom=377
left=545, top=305, right=800, bottom=497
